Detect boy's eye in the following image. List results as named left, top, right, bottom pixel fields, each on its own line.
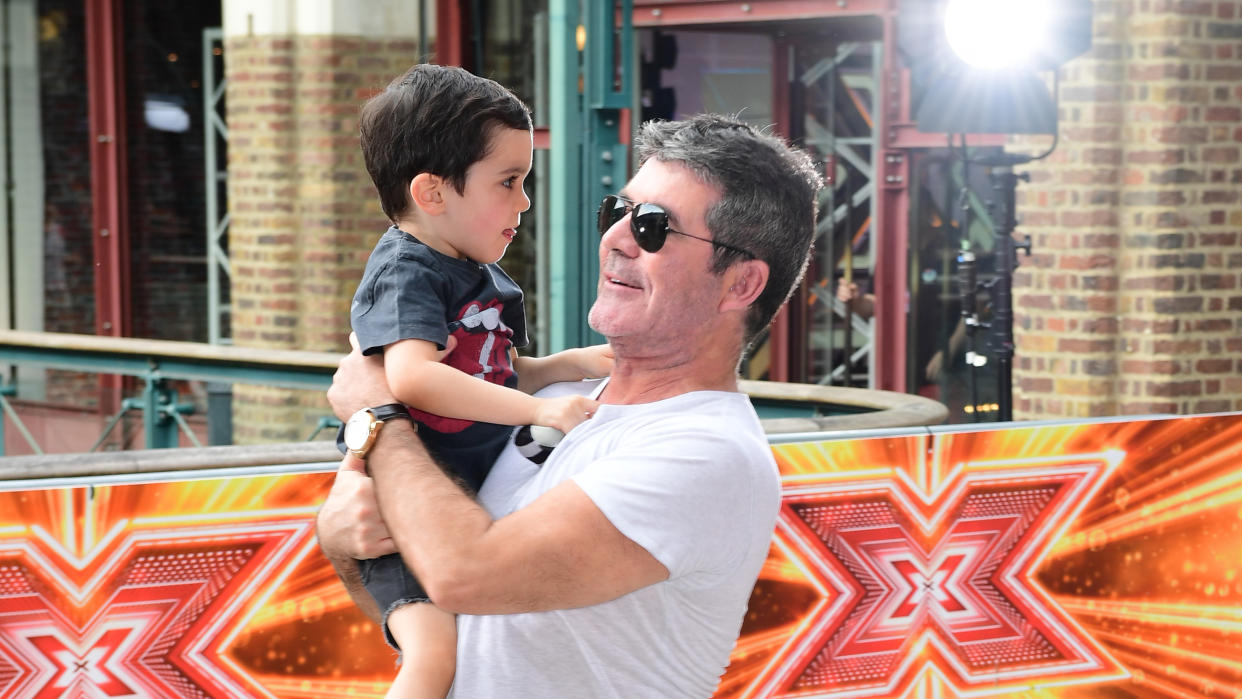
left=503, top=176, right=517, bottom=188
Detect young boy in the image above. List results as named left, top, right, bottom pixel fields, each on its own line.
left=344, top=64, right=611, bottom=697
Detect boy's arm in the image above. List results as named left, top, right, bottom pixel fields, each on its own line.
left=386, top=338, right=597, bottom=432
left=513, top=344, right=613, bottom=394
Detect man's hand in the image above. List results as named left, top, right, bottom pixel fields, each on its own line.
left=836, top=278, right=860, bottom=304
left=315, top=454, right=393, bottom=624
left=327, top=332, right=399, bottom=420
left=925, top=350, right=945, bottom=382
left=835, top=278, right=875, bottom=319
left=317, top=454, right=398, bottom=561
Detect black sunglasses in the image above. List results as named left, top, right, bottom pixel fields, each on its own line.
left=596, top=195, right=755, bottom=258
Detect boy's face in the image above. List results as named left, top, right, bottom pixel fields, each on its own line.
left=439, top=127, right=533, bottom=264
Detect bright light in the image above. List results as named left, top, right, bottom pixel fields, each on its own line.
left=144, top=98, right=190, bottom=133
left=944, top=0, right=1053, bottom=70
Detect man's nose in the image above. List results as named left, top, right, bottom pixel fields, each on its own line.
left=599, top=214, right=638, bottom=256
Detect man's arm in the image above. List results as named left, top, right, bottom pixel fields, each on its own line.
left=327, top=339, right=668, bottom=616
left=369, top=422, right=667, bottom=614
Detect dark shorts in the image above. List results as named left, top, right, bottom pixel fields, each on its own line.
left=359, top=553, right=429, bottom=649
left=337, top=421, right=510, bottom=650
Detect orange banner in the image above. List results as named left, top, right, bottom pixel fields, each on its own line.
left=0, top=412, right=1239, bottom=697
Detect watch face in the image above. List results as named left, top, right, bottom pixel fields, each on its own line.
left=343, top=410, right=372, bottom=450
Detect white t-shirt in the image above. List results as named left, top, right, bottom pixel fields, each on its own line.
left=451, top=379, right=781, bottom=698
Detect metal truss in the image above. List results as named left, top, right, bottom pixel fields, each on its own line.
left=799, top=42, right=879, bottom=389
left=203, top=28, right=230, bottom=345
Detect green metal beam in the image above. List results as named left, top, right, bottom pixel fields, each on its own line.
left=547, top=0, right=584, bottom=352
left=547, top=0, right=631, bottom=352
left=0, top=331, right=334, bottom=390
left=0, top=331, right=950, bottom=456
left=0, top=331, right=337, bottom=452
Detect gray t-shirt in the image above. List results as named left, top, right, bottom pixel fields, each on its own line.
left=351, top=226, right=527, bottom=490
left=452, top=380, right=781, bottom=698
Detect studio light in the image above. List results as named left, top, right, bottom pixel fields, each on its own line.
left=912, top=0, right=1093, bottom=135
left=944, top=0, right=1092, bottom=71
left=943, top=0, right=1053, bottom=71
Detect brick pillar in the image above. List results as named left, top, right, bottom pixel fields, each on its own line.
left=223, top=3, right=423, bottom=442
left=1014, top=0, right=1242, bottom=419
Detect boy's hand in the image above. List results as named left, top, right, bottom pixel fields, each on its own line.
left=533, top=394, right=600, bottom=434
left=575, top=344, right=614, bottom=379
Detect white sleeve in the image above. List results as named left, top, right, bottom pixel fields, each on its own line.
left=571, top=416, right=776, bottom=583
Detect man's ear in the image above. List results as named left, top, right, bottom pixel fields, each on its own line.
left=719, top=259, right=769, bottom=312
left=409, top=173, right=446, bottom=215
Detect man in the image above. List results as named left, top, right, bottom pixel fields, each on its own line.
left=318, top=113, right=822, bottom=697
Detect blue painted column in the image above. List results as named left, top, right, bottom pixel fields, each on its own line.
left=547, top=0, right=631, bottom=352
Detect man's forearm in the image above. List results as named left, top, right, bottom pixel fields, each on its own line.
left=361, top=412, right=668, bottom=616
left=366, top=420, right=497, bottom=609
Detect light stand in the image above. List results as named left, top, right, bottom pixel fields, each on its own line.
left=984, top=155, right=1034, bottom=421
left=958, top=151, right=1033, bottom=422
left=956, top=247, right=981, bottom=421
left=955, top=149, right=982, bottom=422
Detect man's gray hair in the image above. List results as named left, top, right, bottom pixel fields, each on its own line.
left=634, top=114, right=822, bottom=348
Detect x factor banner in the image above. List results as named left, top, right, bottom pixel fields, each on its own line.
left=0, top=412, right=1240, bottom=697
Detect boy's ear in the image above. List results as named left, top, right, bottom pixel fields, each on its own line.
left=409, top=173, right=446, bottom=215
left=719, top=259, right=769, bottom=312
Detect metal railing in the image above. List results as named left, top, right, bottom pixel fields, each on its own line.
left=0, top=330, right=947, bottom=456
left=0, top=330, right=339, bottom=453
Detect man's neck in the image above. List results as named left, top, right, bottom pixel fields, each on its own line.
left=599, top=341, right=742, bottom=405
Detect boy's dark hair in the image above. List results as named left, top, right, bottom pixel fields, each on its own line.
left=360, top=64, right=532, bottom=223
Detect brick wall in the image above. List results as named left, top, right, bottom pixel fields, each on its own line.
left=224, top=36, right=419, bottom=443
left=1013, top=0, right=1242, bottom=418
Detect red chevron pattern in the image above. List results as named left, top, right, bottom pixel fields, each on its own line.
left=745, top=453, right=1126, bottom=697
left=0, top=519, right=314, bottom=697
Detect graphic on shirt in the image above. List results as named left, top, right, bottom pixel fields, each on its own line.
left=513, top=425, right=555, bottom=465
left=409, top=299, right=515, bottom=433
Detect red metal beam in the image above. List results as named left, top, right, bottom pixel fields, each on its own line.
left=633, top=0, right=889, bottom=25
left=85, top=0, right=130, bottom=339
left=436, top=0, right=467, bottom=68
left=766, top=38, right=800, bottom=383
left=873, top=9, right=908, bottom=392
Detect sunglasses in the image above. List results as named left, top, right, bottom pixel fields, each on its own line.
left=596, top=195, right=754, bottom=258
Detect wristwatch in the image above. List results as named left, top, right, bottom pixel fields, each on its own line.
left=342, top=403, right=414, bottom=460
